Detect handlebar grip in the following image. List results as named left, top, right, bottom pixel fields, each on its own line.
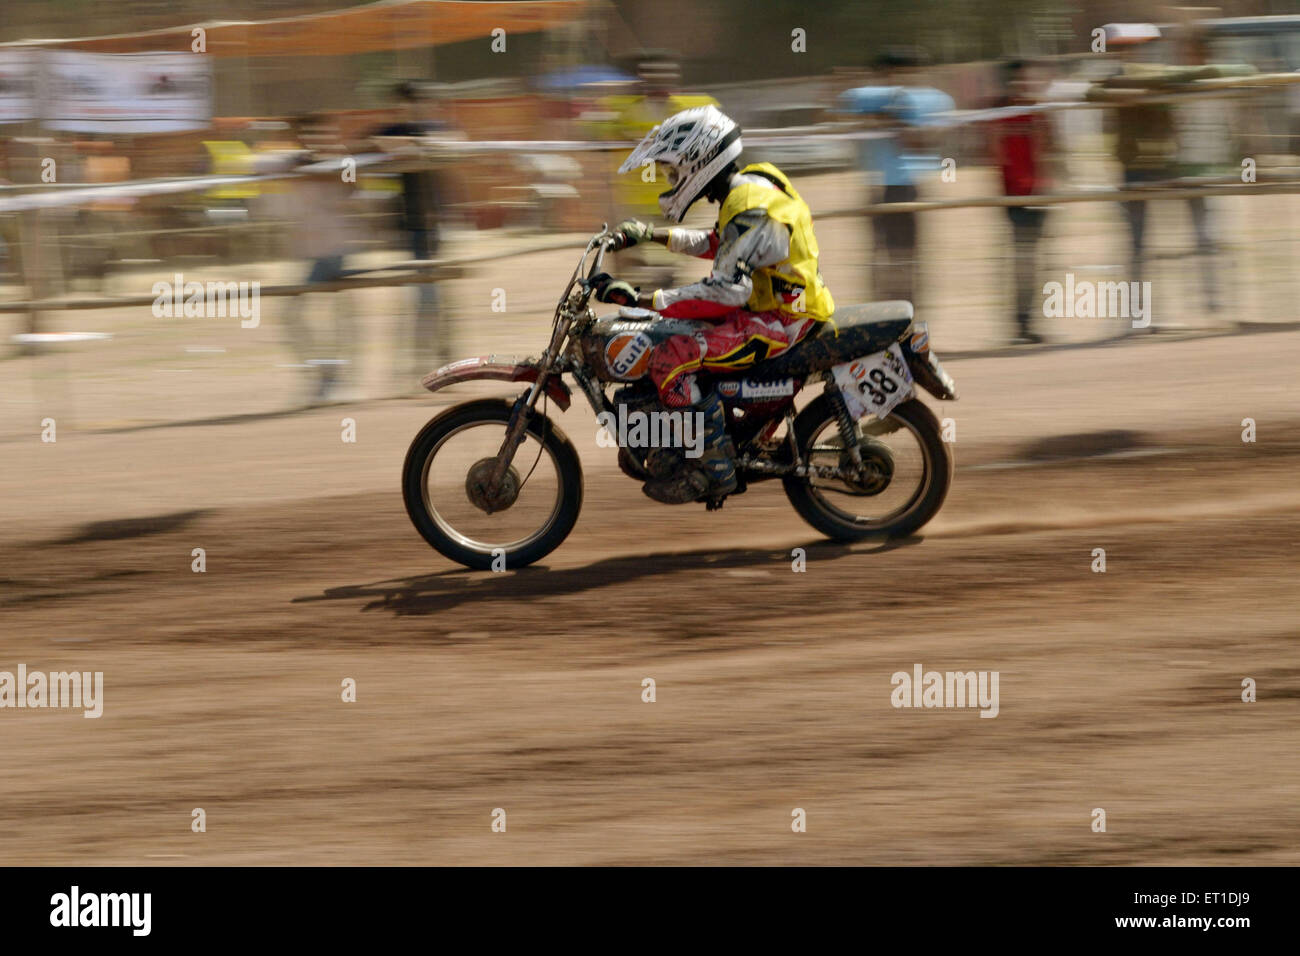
left=590, top=238, right=609, bottom=276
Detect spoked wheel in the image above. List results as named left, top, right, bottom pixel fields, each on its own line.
left=402, top=398, right=583, bottom=569
left=782, top=395, right=952, bottom=541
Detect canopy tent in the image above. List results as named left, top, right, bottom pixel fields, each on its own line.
left=0, top=0, right=590, bottom=57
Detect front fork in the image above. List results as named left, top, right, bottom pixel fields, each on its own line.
left=486, top=315, right=573, bottom=489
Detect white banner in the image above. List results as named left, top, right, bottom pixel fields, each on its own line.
left=0, top=50, right=37, bottom=124
left=41, top=51, right=211, bottom=133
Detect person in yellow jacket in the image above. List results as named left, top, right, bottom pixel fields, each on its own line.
left=590, top=105, right=835, bottom=505
left=594, top=58, right=718, bottom=289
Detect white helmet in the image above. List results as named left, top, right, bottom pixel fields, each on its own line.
left=618, top=105, right=743, bottom=223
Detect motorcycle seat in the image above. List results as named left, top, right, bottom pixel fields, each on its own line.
left=751, top=300, right=915, bottom=377
left=825, top=300, right=914, bottom=329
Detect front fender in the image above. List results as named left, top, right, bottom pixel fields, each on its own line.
left=420, top=355, right=572, bottom=411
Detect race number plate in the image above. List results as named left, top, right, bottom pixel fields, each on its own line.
left=830, top=344, right=915, bottom=420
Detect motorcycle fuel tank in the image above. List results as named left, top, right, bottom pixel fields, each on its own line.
left=580, top=307, right=708, bottom=383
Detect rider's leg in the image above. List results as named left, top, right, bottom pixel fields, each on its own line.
left=642, top=311, right=798, bottom=503
left=637, top=379, right=737, bottom=505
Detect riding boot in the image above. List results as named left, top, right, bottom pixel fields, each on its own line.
left=642, top=392, right=738, bottom=505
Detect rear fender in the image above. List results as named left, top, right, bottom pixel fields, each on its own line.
left=420, top=355, right=572, bottom=411
left=902, top=322, right=958, bottom=401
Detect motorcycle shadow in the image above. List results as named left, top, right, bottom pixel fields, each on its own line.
left=299, top=536, right=923, bottom=619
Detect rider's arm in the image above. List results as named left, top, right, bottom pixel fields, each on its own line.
left=615, top=223, right=716, bottom=257
left=636, top=210, right=790, bottom=317
left=660, top=227, right=719, bottom=259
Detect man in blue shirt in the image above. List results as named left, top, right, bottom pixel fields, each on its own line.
left=840, top=50, right=954, bottom=306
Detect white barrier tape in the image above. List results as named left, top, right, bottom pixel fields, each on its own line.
left=0, top=153, right=394, bottom=212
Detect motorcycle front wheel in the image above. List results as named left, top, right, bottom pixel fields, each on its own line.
left=403, top=398, right=584, bottom=570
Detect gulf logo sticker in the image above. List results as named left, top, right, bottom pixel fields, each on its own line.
left=605, top=332, right=653, bottom=380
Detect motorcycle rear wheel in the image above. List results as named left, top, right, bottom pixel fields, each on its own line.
left=782, top=395, right=952, bottom=541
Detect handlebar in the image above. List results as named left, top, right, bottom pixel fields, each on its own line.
left=589, top=231, right=613, bottom=280
left=559, top=226, right=617, bottom=315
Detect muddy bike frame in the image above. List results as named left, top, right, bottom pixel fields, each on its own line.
left=482, top=228, right=614, bottom=494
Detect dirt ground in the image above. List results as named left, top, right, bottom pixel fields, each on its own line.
left=3, top=320, right=1299, bottom=864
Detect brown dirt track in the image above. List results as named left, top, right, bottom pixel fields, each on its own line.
left=3, top=327, right=1299, bottom=865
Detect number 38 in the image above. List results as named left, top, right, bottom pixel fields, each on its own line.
left=857, top=369, right=897, bottom=404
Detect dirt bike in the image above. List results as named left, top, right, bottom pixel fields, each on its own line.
left=403, top=227, right=959, bottom=570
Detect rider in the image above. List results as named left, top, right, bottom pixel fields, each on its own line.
left=591, top=105, right=835, bottom=505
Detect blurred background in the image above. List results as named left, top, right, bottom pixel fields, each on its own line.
left=1, top=0, right=1297, bottom=427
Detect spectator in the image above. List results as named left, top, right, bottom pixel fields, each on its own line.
left=1098, top=25, right=1177, bottom=316
left=372, top=80, right=460, bottom=380
left=1090, top=24, right=1256, bottom=327
left=840, top=48, right=953, bottom=305
left=595, top=52, right=719, bottom=291
left=274, top=113, right=359, bottom=405
left=990, top=59, right=1056, bottom=344
left=1173, top=29, right=1243, bottom=316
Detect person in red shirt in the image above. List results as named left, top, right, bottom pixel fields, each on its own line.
left=990, top=59, right=1056, bottom=345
